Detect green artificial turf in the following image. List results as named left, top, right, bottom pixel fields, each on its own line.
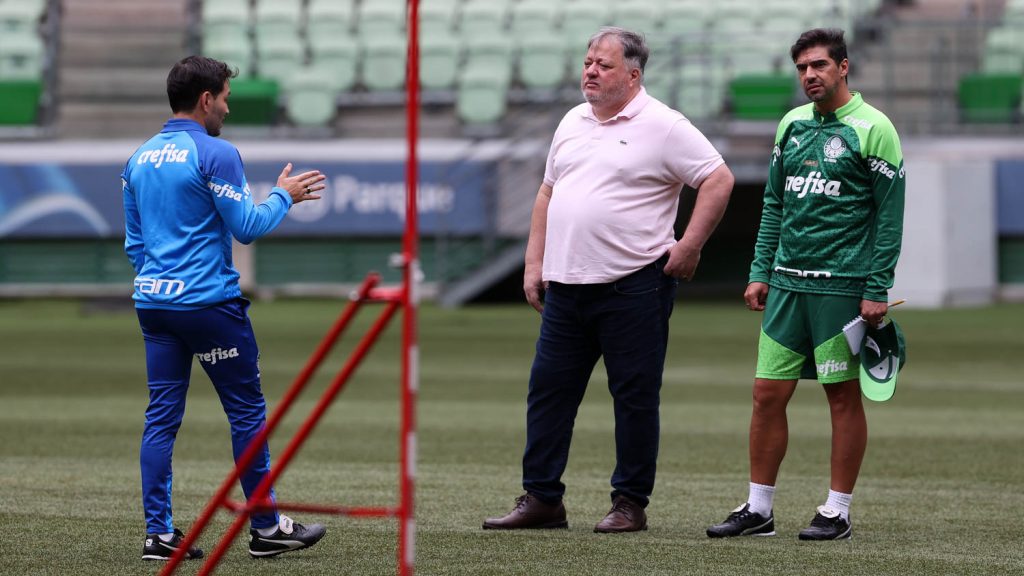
left=0, top=299, right=1022, bottom=575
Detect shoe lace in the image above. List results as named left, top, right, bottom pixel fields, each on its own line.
left=610, top=498, right=636, bottom=520
left=513, top=494, right=531, bottom=511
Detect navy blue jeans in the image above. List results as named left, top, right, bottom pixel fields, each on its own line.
left=522, top=254, right=677, bottom=507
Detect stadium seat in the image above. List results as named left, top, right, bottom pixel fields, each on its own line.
left=610, top=0, right=662, bottom=36
left=225, top=77, right=279, bottom=125
left=204, top=32, right=254, bottom=78
left=420, top=34, right=461, bottom=90
left=957, top=73, right=1023, bottom=123
left=728, top=73, right=795, bottom=120
left=677, top=62, right=725, bottom=119
left=457, top=66, right=509, bottom=125
left=458, top=1, right=510, bottom=43
left=284, top=67, right=338, bottom=127
left=201, top=0, right=251, bottom=39
left=358, top=0, right=405, bottom=38
left=661, top=2, right=709, bottom=35
left=309, top=35, right=358, bottom=92
left=463, top=34, right=515, bottom=85
left=420, top=0, right=458, bottom=36
left=254, top=0, right=302, bottom=41
left=360, top=34, right=407, bottom=91
left=0, top=0, right=45, bottom=34
left=981, top=27, right=1024, bottom=74
left=644, top=71, right=677, bottom=108
left=0, top=79, right=40, bottom=124
left=510, top=1, right=561, bottom=37
left=517, top=35, right=570, bottom=90
left=0, top=30, right=43, bottom=80
left=255, top=34, right=304, bottom=84
left=561, top=2, right=610, bottom=48
left=306, top=0, right=354, bottom=38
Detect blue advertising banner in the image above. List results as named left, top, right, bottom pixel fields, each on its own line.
left=996, top=160, right=1024, bottom=235
left=0, top=160, right=491, bottom=238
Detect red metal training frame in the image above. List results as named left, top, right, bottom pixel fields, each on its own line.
left=160, top=2, right=421, bottom=574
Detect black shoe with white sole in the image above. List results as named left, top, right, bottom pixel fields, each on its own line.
left=142, top=528, right=204, bottom=561
left=798, top=506, right=852, bottom=540
left=707, top=503, right=776, bottom=538
left=249, top=515, right=326, bottom=558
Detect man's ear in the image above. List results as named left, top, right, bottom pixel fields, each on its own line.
left=198, top=91, right=213, bottom=112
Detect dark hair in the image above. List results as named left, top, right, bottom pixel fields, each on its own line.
left=588, top=27, right=649, bottom=74
left=790, top=28, right=848, bottom=66
left=166, top=55, right=237, bottom=113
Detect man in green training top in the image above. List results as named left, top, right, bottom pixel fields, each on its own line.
left=707, top=28, right=905, bottom=541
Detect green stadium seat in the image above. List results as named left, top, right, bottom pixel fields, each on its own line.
left=458, top=1, right=509, bottom=43
left=309, top=35, right=358, bottom=92
left=457, top=67, right=508, bottom=125
left=254, top=0, right=301, bottom=40
left=610, top=0, right=662, bottom=36
left=0, top=30, right=43, bottom=80
left=644, top=72, right=677, bottom=108
left=463, top=35, right=514, bottom=85
left=284, top=67, right=338, bottom=127
left=661, top=2, right=708, bottom=35
left=255, top=34, right=304, bottom=84
left=510, top=1, right=560, bottom=36
left=0, top=0, right=45, bottom=34
left=677, top=63, right=725, bottom=119
left=517, top=35, right=569, bottom=89
left=204, top=31, right=254, bottom=78
left=562, top=3, right=610, bottom=48
left=982, top=27, right=1024, bottom=74
left=420, top=0, right=458, bottom=36
left=358, top=0, right=405, bottom=38
left=202, top=0, right=251, bottom=39
left=0, top=79, right=40, bottom=124
left=227, top=77, right=279, bottom=125
left=957, top=73, right=1023, bottom=123
left=360, top=34, right=407, bottom=91
left=420, top=34, right=461, bottom=90
left=728, top=73, right=795, bottom=120
left=306, top=0, right=354, bottom=38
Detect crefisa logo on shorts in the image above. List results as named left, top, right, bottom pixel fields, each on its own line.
left=817, top=358, right=849, bottom=377
left=195, top=347, right=240, bottom=365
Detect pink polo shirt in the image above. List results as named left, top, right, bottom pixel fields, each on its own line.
left=542, top=87, right=725, bottom=284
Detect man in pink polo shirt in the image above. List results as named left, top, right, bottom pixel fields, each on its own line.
left=483, top=27, right=735, bottom=533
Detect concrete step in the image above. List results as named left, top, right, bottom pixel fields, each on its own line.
left=57, top=102, right=170, bottom=139
left=61, top=0, right=187, bottom=30
left=59, top=67, right=168, bottom=100
left=60, top=30, right=187, bottom=67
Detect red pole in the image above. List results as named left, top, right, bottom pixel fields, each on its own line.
left=400, top=1, right=420, bottom=575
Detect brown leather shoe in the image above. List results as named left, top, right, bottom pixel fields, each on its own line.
left=482, top=494, right=569, bottom=530
left=594, top=495, right=647, bottom=533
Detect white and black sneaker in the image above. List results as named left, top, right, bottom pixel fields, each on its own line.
left=707, top=503, right=776, bottom=538
left=798, top=506, right=852, bottom=540
left=142, top=528, right=204, bottom=561
left=249, top=515, right=326, bottom=558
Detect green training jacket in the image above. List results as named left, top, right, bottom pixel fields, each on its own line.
left=749, top=91, right=906, bottom=302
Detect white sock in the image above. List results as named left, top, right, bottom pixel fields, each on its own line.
left=824, top=489, right=853, bottom=520
left=747, top=482, right=776, bottom=517
left=157, top=532, right=175, bottom=542
left=256, top=524, right=278, bottom=537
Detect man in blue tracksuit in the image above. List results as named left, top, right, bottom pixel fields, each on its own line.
left=123, top=55, right=327, bottom=561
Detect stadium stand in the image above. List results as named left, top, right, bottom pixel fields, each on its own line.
left=3, top=0, right=1024, bottom=308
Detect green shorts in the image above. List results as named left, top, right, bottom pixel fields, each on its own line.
left=756, top=287, right=860, bottom=384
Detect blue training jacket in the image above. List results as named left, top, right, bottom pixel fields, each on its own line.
left=122, top=118, right=292, bottom=310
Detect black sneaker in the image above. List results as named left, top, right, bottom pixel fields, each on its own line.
left=707, top=503, right=775, bottom=538
left=798, top=506, right=852, bottom=540
left=249, top=515, right=326, bottom=558
left=142, top=528, right=204, bottom=561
